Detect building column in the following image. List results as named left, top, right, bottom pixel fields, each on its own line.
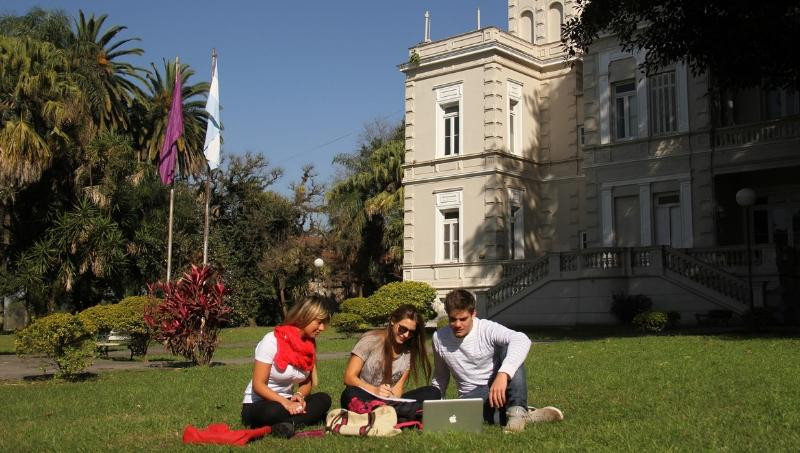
left=680, top=180, right=694, bottom=247
left=676, top=62, right=689, bottom=132
left=598, top=73, right=610, bottom=144
left=601, top=188, right=613, bottom=246
left=639, top=184, right=652, bottom=246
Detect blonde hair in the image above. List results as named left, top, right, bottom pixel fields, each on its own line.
left=283, top=296, right=330, bottom=388
left=284, top=296, right=330, bottom=328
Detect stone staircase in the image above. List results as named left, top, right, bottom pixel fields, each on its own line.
left=485, top=246, right=761, bottom=320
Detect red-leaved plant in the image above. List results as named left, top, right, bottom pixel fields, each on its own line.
left=145, top=265, right=230, bottom=366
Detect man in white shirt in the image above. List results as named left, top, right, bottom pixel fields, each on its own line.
left=431, top=289, right=563, bottom=432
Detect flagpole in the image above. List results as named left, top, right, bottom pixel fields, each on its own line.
left=167, top=185, right=175, bottom=281
left=166, top=56, right=179, bottom=282
left=202, top=49, right=216, bottom=266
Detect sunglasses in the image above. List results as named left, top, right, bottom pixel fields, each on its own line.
left=396, top=324, right=417, bottom=336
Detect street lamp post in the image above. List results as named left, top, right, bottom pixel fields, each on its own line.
left=735, top=188, right=756, bottom=313
left=312, top=258, right=325, bottom=295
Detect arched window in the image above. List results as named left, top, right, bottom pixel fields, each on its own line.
left=548, top=3, right=564, bottom=43
left=520, top=10, right=535, bottom=43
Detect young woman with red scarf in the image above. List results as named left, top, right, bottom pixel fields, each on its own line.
left=241, top=297, right=332, bottom=436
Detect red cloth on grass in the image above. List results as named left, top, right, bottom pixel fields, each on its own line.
left=182, top=423, right=270, bottom=446
left=273, top=325, right=316, bottom=372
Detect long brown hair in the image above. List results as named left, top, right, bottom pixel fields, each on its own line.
left=376, top=304, right=430, bottom=385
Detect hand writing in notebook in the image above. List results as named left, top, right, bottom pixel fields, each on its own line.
left=378, top=384, right=394, bottom=398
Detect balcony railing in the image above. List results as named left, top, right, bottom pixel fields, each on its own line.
left=715, top=115, right=800, bottom=148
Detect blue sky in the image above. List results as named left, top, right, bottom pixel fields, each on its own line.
left=5, top=1, right=508, bottom=190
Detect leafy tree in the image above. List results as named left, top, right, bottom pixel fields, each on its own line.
left=0, top=8, right=72, bottom=48
left=260, top=234, right=323, bottom=320
left=15, top=198, right=127, bottom=311
left=326, top=122, right=405, bottom=296
left=563, top=0, right=800, bottom=90
left=0, top=35, right=85, bottom=192
left=209, top=154, right=290, bottom=325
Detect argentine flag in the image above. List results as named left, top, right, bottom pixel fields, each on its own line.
left=203, top=57, right=221, bottom=170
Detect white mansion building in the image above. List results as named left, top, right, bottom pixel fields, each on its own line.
left=398, top=1, right=799, bottom=326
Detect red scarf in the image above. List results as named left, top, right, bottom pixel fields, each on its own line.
left=182, top=423, right=270, bottom=445
left=273, top=325, right=316, bottom=372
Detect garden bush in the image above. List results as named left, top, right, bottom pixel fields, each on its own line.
left=116, top=296, right=161, bottom=358
left=667, top=310, right=681, bottom=328
left=365, top=281, right=437, bottom=325
left=436, top=317, right=450, bottom=329
left=742, top=307, right=776, bottom=330
left=145, top=265, right=230, bottom=366
left=78, top=304, right=118, bottom=334
left=611, top=292, right=653, bottom=325
left=339, top=297, right=371, bottom=319
left=330, top=312, right=368, bottom=336
left=15, top=313, right=96, bottom=377
left=633, top=310, right=669, bottom=333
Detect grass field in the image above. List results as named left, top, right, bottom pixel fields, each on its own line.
left=142, top=326, right=360, bottom=361
left=2, top=333, right=799, bottom=452
left=0, top=332, right=14, bottom=354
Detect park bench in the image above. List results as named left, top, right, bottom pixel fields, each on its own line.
left=695, top=309, right=733, bottom=327
left=96, top=330, right=132, bottom=359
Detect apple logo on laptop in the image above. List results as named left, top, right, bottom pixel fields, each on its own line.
left=449, top=414, right=457, bottom=424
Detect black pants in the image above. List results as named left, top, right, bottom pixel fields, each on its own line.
left=241, top=392, right=331, bottom=428
left=339, top=385, right=441, bottom=410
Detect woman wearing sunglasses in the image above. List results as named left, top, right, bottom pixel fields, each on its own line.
left=340, top=304, right=440, bottom=411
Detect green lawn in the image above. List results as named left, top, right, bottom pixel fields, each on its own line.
left=2, top=334, right=799, bottom=451
left=0, top=333, right=14, bottom=354
left=143, top=326, right=360, bottom=361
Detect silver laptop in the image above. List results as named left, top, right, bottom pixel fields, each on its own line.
left=423, top=398, right=483, bottom=433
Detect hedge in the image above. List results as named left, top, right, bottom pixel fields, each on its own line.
left=363, top=281, right=436, bottom=325
left=15, top=313, right=96, bottom=377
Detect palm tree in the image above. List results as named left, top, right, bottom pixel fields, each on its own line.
left=0, top=35, right=86, bottom=193
left=71, top=11, right=146, bottom=133
left=135, top=59, right=209, bottom=179
left=17, top=198, right=127, bottom=311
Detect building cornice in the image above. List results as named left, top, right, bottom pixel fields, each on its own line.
left=398, top=27, right=576, bottom=74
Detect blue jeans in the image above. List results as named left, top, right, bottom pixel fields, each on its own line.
left=460, top=344, right=528, bottom=425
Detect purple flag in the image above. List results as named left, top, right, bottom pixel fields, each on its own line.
left=159, top=67, right=184, bottom=185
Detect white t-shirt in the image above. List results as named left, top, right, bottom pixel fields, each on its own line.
left=242, top=331, right=311, bottom=403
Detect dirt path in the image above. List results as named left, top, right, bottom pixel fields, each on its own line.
left=0, top=350, right=349, bottom=381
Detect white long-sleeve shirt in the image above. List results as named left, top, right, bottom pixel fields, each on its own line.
left=431, top=317, right=531, bottom=397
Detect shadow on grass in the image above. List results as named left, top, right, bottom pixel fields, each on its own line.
left=520, top=324, right=800, bottom=341
left=107, top=356, right=181, bottom=363
left=144, top=361, right=230, bottom=369
left=23, top=372, right=99, bottom=382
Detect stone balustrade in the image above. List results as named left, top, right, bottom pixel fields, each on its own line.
left=715, top=115, right=800, bottom=148
left=487, top=246, right=760, bottom=314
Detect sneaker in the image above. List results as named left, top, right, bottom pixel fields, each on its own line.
left=504, top=406, right=528, bottom=433
left=526, top=406, right=564, bottom=423
left=271, top=422, right=295, bottom=438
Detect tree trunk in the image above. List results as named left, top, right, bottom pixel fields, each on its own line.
left=1, top=201, right=11, bottom=257
left=278, top=280, right=288, bottom=320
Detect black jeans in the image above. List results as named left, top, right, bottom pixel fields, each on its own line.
left=241, top=392, right=332, bottom=428
left=339, top=384, right=441, bottom=409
